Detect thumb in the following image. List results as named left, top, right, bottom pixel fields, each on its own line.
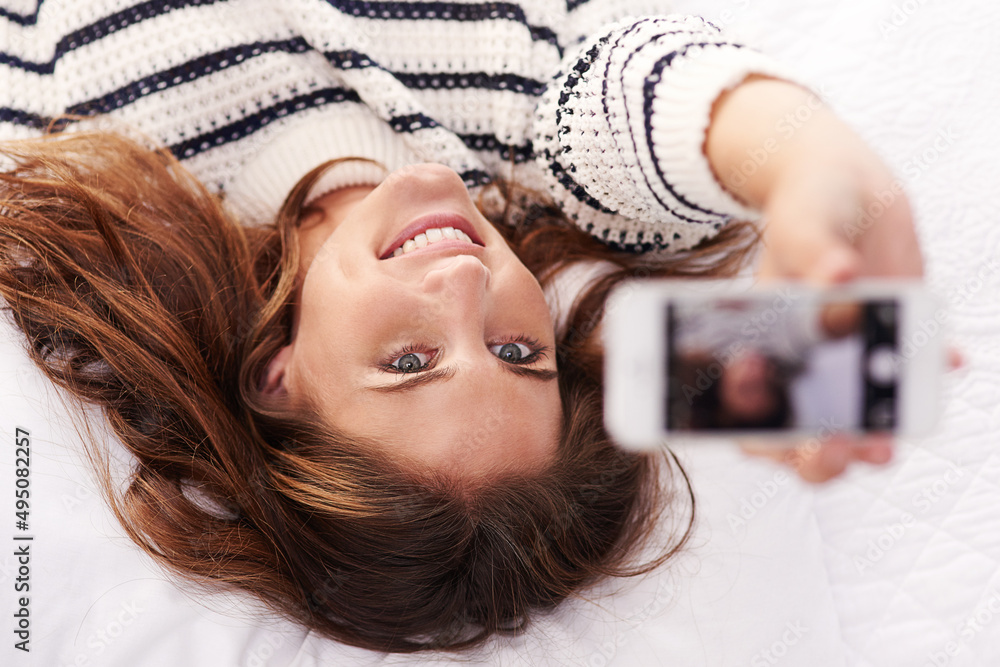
left=760, top=163, right=864, bottom=284
left=808, top=240, right=862, bottom=285
left=762, top=209, right=862, bottom=285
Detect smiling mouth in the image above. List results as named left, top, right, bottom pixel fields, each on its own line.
left=380, top=213, right=484, bottom=259
left=390, top=226, right=476, bottom=257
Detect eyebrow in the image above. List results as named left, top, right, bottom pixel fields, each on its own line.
left=367, top=363, right=558, bottom=394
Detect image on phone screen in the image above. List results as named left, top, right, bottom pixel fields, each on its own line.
left=665, top=297, right=900, bottom=432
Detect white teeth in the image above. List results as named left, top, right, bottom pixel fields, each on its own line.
left=391, top=227, right=478, bottom=257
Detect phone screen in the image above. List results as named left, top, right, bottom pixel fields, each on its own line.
left=664, top=296, right=900, bottom=432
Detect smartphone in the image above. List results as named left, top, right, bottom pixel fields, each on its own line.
left=603, top=280, right=946, bottom=449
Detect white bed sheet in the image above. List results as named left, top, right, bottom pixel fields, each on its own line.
left=1, top=0, right=998, bottom=665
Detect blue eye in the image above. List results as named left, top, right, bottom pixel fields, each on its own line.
left=490, top=342, right=532, bottom=363
left=390, top=351, right=432, bottom=373
left=381, top=338, right=544, bottom=375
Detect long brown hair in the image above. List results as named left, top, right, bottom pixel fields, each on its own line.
left=0, top=131, right=756, bottom=652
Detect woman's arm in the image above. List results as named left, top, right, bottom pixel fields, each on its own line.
left=705, top=76, right=930, bottom=482
left=531, top=12, right=922, bottom=279
left=530, top=15, right=913, bottom=481
left=705, top=76, right=923, bottom=283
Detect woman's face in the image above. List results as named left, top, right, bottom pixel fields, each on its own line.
left=719, top=351, right=780, bottom=420
left=264, top=164, right=562, bottom=477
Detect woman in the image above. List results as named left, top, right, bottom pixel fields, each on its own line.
left=0, top=0, right=918, bottom=652
left=670, top=300, right=865, bottom=430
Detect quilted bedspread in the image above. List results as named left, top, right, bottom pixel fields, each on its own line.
left=0, top=1, right=997, bottom=666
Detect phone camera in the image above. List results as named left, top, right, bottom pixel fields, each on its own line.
left=867, top=399, right=896, bottom=430
left=867, top=344, right=899, bottom=386
left=874, top=303, right=898, bottom=328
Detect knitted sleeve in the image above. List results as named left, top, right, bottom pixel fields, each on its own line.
left=531, top=14, right=801, bottom=253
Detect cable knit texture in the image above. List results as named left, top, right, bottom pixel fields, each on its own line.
left=1, top=0, right=801, bottom=250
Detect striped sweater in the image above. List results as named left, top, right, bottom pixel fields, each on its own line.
left=0, top=0, right=797, bottom=252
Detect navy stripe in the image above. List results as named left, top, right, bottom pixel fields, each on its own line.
left=459, top=168, right=492, bottom=187
left=581, top=220, right=680, bottom=252
left=0, top=0, right=42, bottom=25
left=394, top=71, right=545, bottom=96
left=169, top=87, right=361, bottom=159
left=458, top=134, right=533, bottom=163
left=329, top=0, right=519, bottom=20
left=56, top=42, right=536, bottom=119
left=0, top=107, right=49, bottom=128
left=543, top=40, right=621, bottom=219
left=67, top=38, right=311, bottom=117
left=0, top=51, right=39, bottom=72
left=323, top=49, right=377, bottom=69
left=388, top=113, right=439, bottom=133
left=529, top=26, right=560, bottom=54
left=2, top=0, right=225, bottom=73
left=604, top=237, right=673, bottom=253
left=546, top=159, right=618, bottom=217
left=597, top=24, right=723, bottom=225
left=325, top=0, right=559, bottom=49
left=325, top=50, right=546, bottom=96
left=60, top=0, right=223, bottom=52
left=4, top=0, right=560, bottom=75
left=600, top=21, right=687, bottom=122
left=4, top=1, right=560, bottom=75
left=640, top=42, right=738, bottom=221
left=4, top=41, right=542, bottom=166
left=388, top=118, right=534, bottom=171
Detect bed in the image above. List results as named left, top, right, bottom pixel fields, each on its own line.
left=2, top=0, right=998, bottom=664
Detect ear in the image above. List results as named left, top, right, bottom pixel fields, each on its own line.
left=260, top=345, right=294, bottom=396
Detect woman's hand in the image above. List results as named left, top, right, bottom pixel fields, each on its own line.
left=739, top=436, right=894, bottom=484
left=706, top=76, right=923, bottom=283
left=705, top=76, right=924, bottom=482
left=752, top=145, right=923, bottom=283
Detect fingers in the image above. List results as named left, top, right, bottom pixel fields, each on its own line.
left=755, top=243, right=782, bottom=281
left=947, top=346, right=964, bottom=371
left=851, top=436, right=894, bottom=464
left=794, top=437, right=893, bottom=483
left=756, top=234, right=861, bottom=285
left=758, top=206, right=863, bottom=286
left=852, top=191, right=924, bottom=279
left=819, top=301, right=863, bottom=338
left=754, top=158, right=865, bottom=282
left=741, top=435, right=894, bottom=484
left=757, top=233, right=862, bottom=287
left=810, top=243, right=863, bottom=285
left=794, top=438, right=853, bottom=483
left=756, top=151, right=926, bottom=285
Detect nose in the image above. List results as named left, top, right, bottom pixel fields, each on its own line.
left=421, top=255, right=491, bottom=318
